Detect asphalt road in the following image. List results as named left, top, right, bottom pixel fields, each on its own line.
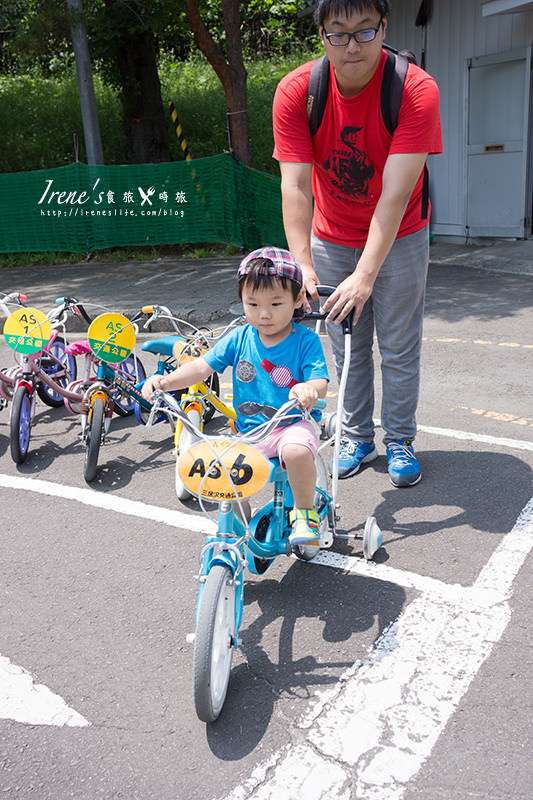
left=0, top=253, right=532, bottom=800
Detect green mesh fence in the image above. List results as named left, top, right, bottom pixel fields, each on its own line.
left=0, top=154, right=287, bottom=254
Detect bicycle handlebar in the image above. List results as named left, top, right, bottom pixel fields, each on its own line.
left=0, top=291, right=28, bottom=315
left=304, top=284, right=354, bottom=335
left=140, top=303, right=245, bottom=342
left=51, top=296, right=92, bottom=326
left=148, top=391, right=324, bottom=443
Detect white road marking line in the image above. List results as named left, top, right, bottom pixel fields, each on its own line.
left=311, top=551, right=502, bottom=606
left=0, top=654, right=90, bottom=727
left=416, top=423, right=533, bottom=451
left=221, top=496, right=533, bottom=800
left=134, top=270, right=171, bottom=285
left=323, top=414, right=533, bottom=448
left=0, top=474, right=215, bottom=534
left=0, top=474, right=212, bottom=728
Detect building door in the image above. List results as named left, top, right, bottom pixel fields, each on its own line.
left=465, top=47, right=532, bottom=238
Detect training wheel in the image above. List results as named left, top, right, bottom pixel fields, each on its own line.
left=324, top=412, right=338, bottom=439
left=363, top=516, right=382, bottom=560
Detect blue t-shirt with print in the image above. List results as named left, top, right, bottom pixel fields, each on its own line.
left=204, top=322, right=329, bottom=434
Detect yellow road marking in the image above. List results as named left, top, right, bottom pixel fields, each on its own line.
left=423, top=336, right=532, bottom=349
left=452, top=405, right=533, bottom=427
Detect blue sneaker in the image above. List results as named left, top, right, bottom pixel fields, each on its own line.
left=330, top=438, right=378, bottom=479
left=386, top=440, right=421, bottom=487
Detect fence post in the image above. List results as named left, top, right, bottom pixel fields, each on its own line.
left=168, top=101, right=192, bottom=161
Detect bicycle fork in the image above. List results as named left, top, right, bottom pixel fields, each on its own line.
left=80, top=388, right=112, bottom=439
left=187, top=507, right=247, bottom=649
left=13, top=355, right=37, bottom=419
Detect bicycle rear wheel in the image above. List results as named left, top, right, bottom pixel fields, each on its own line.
left=84, top=396, right=105, bottom=482
left=203, top=371, right=220, bottom=424
left=112, top=355, right=146, bottom=417
left=193, top=564, right=236, bottom=723
left=37, top=336, right=77, bottom=408
left=10, top=384, right=32, bottom=464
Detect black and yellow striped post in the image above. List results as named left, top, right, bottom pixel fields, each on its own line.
left=168, top=100, right=192, bottom=161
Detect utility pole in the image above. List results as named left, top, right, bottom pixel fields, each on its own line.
left=67, top=0, right=104, bottom=165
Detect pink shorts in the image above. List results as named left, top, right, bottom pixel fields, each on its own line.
left=254, top=420, right=319, bottom=469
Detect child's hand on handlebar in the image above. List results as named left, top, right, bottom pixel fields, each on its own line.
left=142, top=373, right=167, bottom=402
left=289, top=382, right=318, bottom=411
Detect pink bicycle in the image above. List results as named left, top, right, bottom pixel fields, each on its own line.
left=0, top=292, right=28, bottom=411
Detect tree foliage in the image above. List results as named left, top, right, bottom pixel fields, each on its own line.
left=0, top=0, right=319, bottom=165
left=1, top=0, right=318, bottom=75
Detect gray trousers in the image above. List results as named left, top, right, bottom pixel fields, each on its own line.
left=311, top=226, right=429, bottom=445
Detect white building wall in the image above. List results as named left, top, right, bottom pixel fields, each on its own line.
left=386, top=0, right=533, bottom=239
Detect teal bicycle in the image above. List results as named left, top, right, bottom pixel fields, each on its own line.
left=147, top=389, right=382, bottom=723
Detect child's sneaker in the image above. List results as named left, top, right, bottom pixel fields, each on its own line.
left=288, top=508, right=320, bottom=551
left=386, top=440, right=421, bottom=487
left=329, top=438, right=378, bottom=478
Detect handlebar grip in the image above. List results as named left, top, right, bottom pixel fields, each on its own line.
left=314, top=398, right=327, bottom=411
left=77, top=304, right=92, bottom=324
left=303, top=284, right=354, bottom=335
left=142, top=305, right=154, bottom=314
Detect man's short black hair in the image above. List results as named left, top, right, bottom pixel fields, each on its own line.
left=314, top=0, right=391, bottom=27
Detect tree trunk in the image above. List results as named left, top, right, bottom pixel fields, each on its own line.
left=67, top=0, right=104, bottom=165
left=114, top=26, right=171, bottom=164
left=183, top=0, right=252, bottom=166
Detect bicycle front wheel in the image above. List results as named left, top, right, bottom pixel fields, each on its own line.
left=175, top=406, right=201, bottom=501
left=10, top=384, right=32, bottom=464
left=112, top=355, right=146, bottom=417
left=84, top=396, right=105, bottom=482
left=37, top=336, right=77, bottom=408
left=193, top=564, right=236, bottom=723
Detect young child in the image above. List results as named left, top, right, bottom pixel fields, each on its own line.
left=142, top=246, right=329, bottom=552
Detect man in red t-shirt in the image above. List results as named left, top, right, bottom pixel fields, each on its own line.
left=273, top=0, right=442, bottom=487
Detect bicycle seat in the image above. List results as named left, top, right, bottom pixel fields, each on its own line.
left=268, top=458, right=287, bottom=482
left=141, top=335, right=185, bottom=356
left=66, top=339, right=91, bottom=356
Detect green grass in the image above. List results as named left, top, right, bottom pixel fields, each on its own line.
left=0, top=73, right=127, bottom=173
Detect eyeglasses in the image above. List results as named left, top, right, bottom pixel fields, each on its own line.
left=323, top=18, right=383, bottom=46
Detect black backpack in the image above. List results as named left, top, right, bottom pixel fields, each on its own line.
left=307, top=45, right=429, bottom=219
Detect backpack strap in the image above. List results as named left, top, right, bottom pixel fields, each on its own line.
left=381, top=45, right=429, bottom=220
left=307, top=55, right=330, bottom=138
left=420, top=163, right=429, bottom=220
left=381, top=46, right=410, bottom=136
left=308, top=47, right=414, bottom=138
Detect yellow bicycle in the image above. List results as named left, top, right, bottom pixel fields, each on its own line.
left=171, top=337, right=237, bottom=501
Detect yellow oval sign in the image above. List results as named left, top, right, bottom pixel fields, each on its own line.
left=87, top=312, right=136, bottom=364
left=3, top=307, right=52, bottom=353
left=172, top=339, right=208, bottom=365
left=178, top=439, right=271, bottom=501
